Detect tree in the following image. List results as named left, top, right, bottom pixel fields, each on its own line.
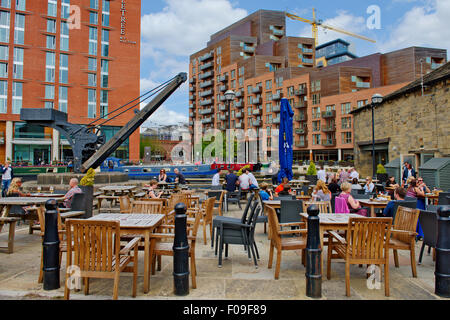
left=306, top=161, right=317, bottom=176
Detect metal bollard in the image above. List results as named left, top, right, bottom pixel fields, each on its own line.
left=306, top=204, right=322, bottom=298
left=43, top=199, right=60, bottom=290
left=435, top=205, right=450, bottom=298
left=173, top=202, right=189, bottom=296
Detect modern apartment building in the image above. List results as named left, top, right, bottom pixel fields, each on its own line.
left=0, top=0, right=141, bottom=164
left=189, top=9, right=447, bottom=162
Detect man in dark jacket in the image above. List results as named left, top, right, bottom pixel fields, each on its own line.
left=225, top=169, right=239, bottom=192
left=1, top=161, right=14, bottom=197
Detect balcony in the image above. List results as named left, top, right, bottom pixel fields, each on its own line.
left=322, top=139, right=336, bottom=147
left=235, top=90, right=243, bottom=98
left=199, top=89, right=213, bottom=97
left=235, top=112, right=243, bottom=119
left=294, top=115, right=306, bottom=122
left=199, top=80, right=213, bottom=89
left=302, top=47, right=313, bottom=53
left=272, top=93, right=282, bottom=101
left=219, top=95, right=226, bottom=102
left=189, top=94, right=196, bottom=101
left=293, top=102, right=307, bottom=109
left=199, top=71, right=214, bottom=80
left=295, top=140, right=308, bottom=148
left=273, top=117, right=280, bottom=124
left=199, top=51, right=213, bottom=62
left=219, top=104, right=227, bottom=111
left=272, top=29, right=284, bottom=36
left=189, top=86, right=195, bottom=92
left=219, top=114, right=227, bottom=121
left=199, top=99, right=214, bottom=106
left=295, top=88, right=307, bottom=96
left=219, top=75, right=228, bottom=82
left=235, top=100, right=243, bottom=108
left=252, top=97, right=262, bottom=105
left=252, top=86, right=262, bottom=94
left=202, top=117, right=213, bottom=124
left=199, top=108, right=213, bottom=115
left=199, top=61, right=214, bottom=71
left=189, top=103, right=195, bottom=109
left=322, top=110, right=336, bottom=118
left=252, top=109, right=262, bottom=116
left=322, top=125, right=336, bottom=132
left=302, top=58, right=314, bottom=64
left=189, top=112, right=195, bottom=117
left=295, top=128, right=307, bottom=135
left=189, top=121, right=194, bottom=126
left=356, top=82, right=371, bottom=88
left=272, top=105, right=280, bottom=113
left=243, top=45, right=255, bottom=53
left=218, top=124, right=227, bottom=131
left=235, top=122, right=243, bottom=129
left=253, top=120, right=262, bottom=127
left=189, top=77, right=196, bottom=84
left=219, top=85, right=228, bottom=92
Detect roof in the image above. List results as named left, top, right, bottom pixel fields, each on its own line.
left=351, top=61, right=450, bottom=115
left=316, top=38, right=350, bottom=50
left=419, top=158, right=450, bottom=170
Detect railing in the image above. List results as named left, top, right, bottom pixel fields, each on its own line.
left=356, top=82, right=370, bottom=88
left=272, top=93, right=281, bottom=100
left=235, top=100, right=243, bottom=108
left=235, top=90, right=243, bottom=98
left=199, top=99, right=213, bottom=106
left=219, top=115, right=227, bottom=121
left=219, top=104, right=227, bottom=111
left=189, top=95, right=196, bottom=100
left=201, top=117, right=213, bottom=124
left=199, top=51, right=213, bottom=62
left=199, top=89, right=213, bottom=97
left=219, top=75, right=228, bottom=82
left=189, top=87, right=195, bottom=92
left=199, top=71, right=214, bottom=80
left=294, top=115, right=306, bottom=121
left=322, top=139, right=336, bottom=147
left=235, top=112, right=243, bottom=118
left=235, top=123, right=243, bottom=129
left=199, top=62, right=214, bottom=71
left=322, top=125, right=336, bottom=132
left=322, top=110, right=336, bottom=118
left=272, top=105, right=281, bottom=112
left=273, top=117, right=280, bottom=124
left=199, top=108, right=213, bottom=115
left=252, top=86, right=262, bottom=94
left=243, top=45, right=255, bottom=53
left=199, top=80, right=213, bottom=88
left=302, top=58, right=314, bottom=64
left=295, top=128, right=307, bottom=135
left=189, top=77, right=196, bottom=84
left=295, top=88, right=307, bottom=95
left=272, top=29, right=284, bottom=36
left=295, top=140, right=307, bottom=148
left=253, top=120, right=262, bottom=127
left=189, top=104, right=195, bottom=109
left=302, top=47, right=313, bottom=53
left=293, top=102, right=306, bottom=108
left=219, top=85, right=227, bottom=92
left=252, top=109, right=261, bottom=116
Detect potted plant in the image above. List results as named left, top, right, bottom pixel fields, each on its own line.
left=376, top=164, right=388, bottom=183
left=80, top=168, right=95, bottom=219
left=306, top=161, right=318, bottom=185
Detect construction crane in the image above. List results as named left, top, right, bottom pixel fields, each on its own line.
left=286, top=8, right=376, bottom=47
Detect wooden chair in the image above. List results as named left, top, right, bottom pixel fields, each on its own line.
left=187, top=197, right=215, bottom=245
left=0, top=217, right=20, bottom=254
left=130, top=200, right=163, bottom=215
left=208, top=191, right=225, bottom=216
left=64, top=219, right=140, bottom=300
left=327, top=217, right=393, bottom=297
left=302, top=201, right=332, bottom=214
left=119, top=195, right=133, bottom=213
left=389, top=206, right=420, bottom=277
left=149, top=207, right=202, bottom=289
left=266, top=206, right=307, bottom=280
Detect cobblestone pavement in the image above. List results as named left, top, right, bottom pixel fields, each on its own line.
left=0, top=198, right=447, bottom=301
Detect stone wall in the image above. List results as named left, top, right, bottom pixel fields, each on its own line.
left=353, top=79, right=450, bottom=177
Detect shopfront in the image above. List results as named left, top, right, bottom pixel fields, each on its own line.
left=12, top=123, right=52, bottom=165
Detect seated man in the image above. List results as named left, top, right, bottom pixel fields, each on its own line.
left=224, top=169, right=238, bottom=192
left=174, top=168, right=186, bottom=185
left=382, top=187, right=407, bottom=218
left=259, top=182, right=273, bottom=201
left=63, top=178, right=82, bottom=208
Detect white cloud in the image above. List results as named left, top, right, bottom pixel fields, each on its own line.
left=298, top=10, right=367, bottom=46
left=140, top=103, right=188, bottom=127
left=379, top=0, right=450, bottom=53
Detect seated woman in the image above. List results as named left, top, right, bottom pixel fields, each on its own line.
left=147, top=180, right=163, bottom=199
left=312, top=180, right=331, bottom=201
left=259, top=182, right=273, bottom=201
left=338, top=182, right=367, bottom=216
left=327, top=177, right=341, bottom=194
left=274, top=177, right=289, bottom=195
left=385, top=176, right=399, bottom=197
left=158, top=169, right=168, bottom=183
left=278, top=184, right=293, bottom=196
left=363, top=176, right=375, bottom=194
left=351, top=178, right=363, bottom=190
left=7, top=178, right=30, bottom=197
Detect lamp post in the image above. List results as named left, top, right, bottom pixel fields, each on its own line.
left=224, top=90, right=235, bottom=164
left=371, top=93, right=383, bottom=179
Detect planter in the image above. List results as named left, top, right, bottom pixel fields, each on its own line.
left=377, top=173, right=389, bottom=183
left=306, top=175, right=318, bottom=186
left=79, top=185, right=94, bottom=219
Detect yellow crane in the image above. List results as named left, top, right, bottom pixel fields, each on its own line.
left=286, top=9, right=376, bottom=47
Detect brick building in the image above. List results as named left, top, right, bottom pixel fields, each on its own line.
left=188, top=9, right=447, bottom=163
left=0, top=0, right=141, bottom=164
left=351, top=61, right=450, bottom=177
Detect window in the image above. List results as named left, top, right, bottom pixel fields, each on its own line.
left=312, top=120, right=321, bottom=132
left=13, top=47, right=23, bottom=79
left=88, top=73, right=96, bottom=86
left=238, top=66, right=244, bottom=76
left=247, top=85, right=252, bottom=94
left=326, top=104, right=335, bottom=111
left=341, top=132, right=352, bottom=144
left=90, top=0, right=98, bottom=10
left=313, top=134, right=321, bottom=146
left=12, top=81, right=22, bottom=114
left=59, top=86, right=68, bottom=112
left=61, top=0, right=70, bottom=19
left=315, top=80, right=321, bottom=91
left=46, top=35, right=56, bottom=49
left=266, top=103, right=271, bottom=113
left=14, top=14, right=25, bottom=44
left=230, top=69, right=235, bottom=79
left=88, top=89, right=96, bottom=118
left=312, top=93, right=320, bottom=105
left=0, top=11, right=10, bottom=42
left=341, top=102, right=351, bottom=115
left=238, top=77, right=243, bottom=87
left=45, top=52, right=55, bottom=82
left=0, top=62, right=7, bottom=77
left=287, top=86, right=294, bottom=97
left=89, top=27, right=97, bottom=55
left=0, top=45, right=7, bottom=60
left=16, top=0, right=26, bottom=11
left=90, top=11, right=98, bottom=24
left=341, top=117, right=352, bottom=129
left=101, top=29, right=109, bottom=56
left=102, top=0, right=110, bottom=26
left=265, top=80, right=272, bottom=90
left=357, top=99, right=368, bottom=108
left=101, top=59, right=108, bottom=87
left=47, top=0, right=57, bottom=17
left=312, top=107, right=320, bottom=119
left=0, top=80, right=6, bottom=113
left=59, top=53, right=68, bottom=83
left=45, top=84, right=54, bottom=99
left=100, top=90, right=108, bottom=118
left=47, top=19, right=56, bottom=33
left=60, top=21, right=69, bottom=51
left=230, top=79, right=235, bottom=89
left=88, top=57, right=97, bottom=71
left=216, top=46, right=221, bottom=55
left=1, top=0, right=10, bottom=8
left=275, top=77, right=283, bottom=87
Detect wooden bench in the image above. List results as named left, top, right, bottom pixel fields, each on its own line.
left=0, top=217, right=21, bottom=254
left=60, top=211, right=85, bottom=220
left=96, top=195, right=120, bottom=212
left=133, top=192, right=147, bottom=199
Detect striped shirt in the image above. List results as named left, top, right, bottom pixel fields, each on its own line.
left=64, top=186, right=82, bottom=208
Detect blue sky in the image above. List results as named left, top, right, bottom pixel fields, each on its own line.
left=140, top=0, right=450, bottom=127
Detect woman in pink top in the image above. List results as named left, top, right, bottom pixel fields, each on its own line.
left=338, top=182, right=367, bottom=216
left=406, top=177, right=424, bottom=199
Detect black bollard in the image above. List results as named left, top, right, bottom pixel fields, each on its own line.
left=43, top=199, right=60, bottom=290
left=173, top=202, right=189, bottom=296
left=305, top=204, right=322, bottom=298
left=435, top=205, right=450, bottom=298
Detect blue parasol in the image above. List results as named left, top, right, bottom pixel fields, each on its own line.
left=277, top=98, right=294, bottom=183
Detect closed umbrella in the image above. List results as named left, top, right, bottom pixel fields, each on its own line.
left=277, top=98, right=294, bottom=183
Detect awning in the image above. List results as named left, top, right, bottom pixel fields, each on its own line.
left=11, top=139, right=52, bottom=146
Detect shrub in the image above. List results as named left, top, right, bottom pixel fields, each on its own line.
left=80, top=168, right=96, bottom=186
left=377, top=164, right=387, bottom=174
left=306, top=161, right=317, bottom=176
left=237, top=164, right=251, bottom=176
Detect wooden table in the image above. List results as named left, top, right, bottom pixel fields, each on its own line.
left=296, top=195, right=312, bottom=201
left=30, top=193, right=65, bottom=198
left=358, top=199, right=389, bottom=217
left=88, top=213, right=165, bottom=293
left=100, top=185, right=137, bottom=196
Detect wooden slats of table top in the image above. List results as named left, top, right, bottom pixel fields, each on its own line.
left=300, top=213, right=362, bottom=224
left=99, top=186, right=137, bottom=192
left=358, top=199, right=390, bottom=206
left=88, top=214, right=165, bottom=228
left=0, top=197, right=63, bottom=205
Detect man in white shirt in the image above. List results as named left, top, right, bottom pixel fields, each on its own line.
left=1, top=161, right=13, bottom=197
left=349, top=168, right=359, bottom=180
left=317, top=166, right=326, bottom=182
left=211, top=171, right=220, bottom=186
left=246, top=169, right=259, bottom=189
left=238, top=171, right=250, bottom=190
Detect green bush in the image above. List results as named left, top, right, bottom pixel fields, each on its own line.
left=237, top=165, right=251, bottom=176
left=376, top=164, right=387, bottom=174
left=80, top=168, right=96, bottom=186
left=306, top=161, right=317, bottom=176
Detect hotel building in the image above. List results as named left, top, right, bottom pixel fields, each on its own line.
left=0, top=0, right=141, bottom=164
left=189, top=9, right=447, bottom=163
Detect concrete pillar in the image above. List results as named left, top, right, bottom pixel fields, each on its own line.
left=52, top=129, right=60, bottom=162
left=309, top=149, right=313, bottom=162
left=338, top=149, right=342, bottom=161
left=5, top=121, right=13, bottom=162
